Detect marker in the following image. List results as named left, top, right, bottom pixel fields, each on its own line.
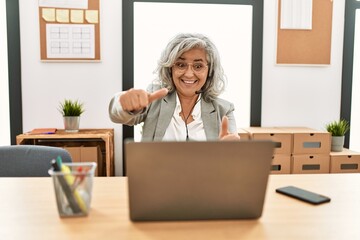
left=51, top=159, right=82, bottom=214
left=59, top=160, right=88, bottom=213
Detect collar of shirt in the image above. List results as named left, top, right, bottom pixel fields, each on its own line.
left=162, top=93, right=205, bottom=141
left=175, top=93, right=201, bottom=122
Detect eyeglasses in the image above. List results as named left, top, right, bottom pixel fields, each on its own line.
left=172, top=61, right=208, bottom=74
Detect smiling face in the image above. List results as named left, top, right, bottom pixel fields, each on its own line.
left=171, top=48, right=209, bottom=99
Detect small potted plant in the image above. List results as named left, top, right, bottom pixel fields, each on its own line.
left=59, top=99, right=85, bottom=132
left=325, top=119, right=350, bottom=152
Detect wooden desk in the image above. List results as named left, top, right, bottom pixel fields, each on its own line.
left=1, top=174, right=360, bottom=239
left=16, top=129, right=114, bottom=176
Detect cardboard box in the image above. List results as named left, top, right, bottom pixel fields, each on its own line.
left=270, top=154, right=291, bottom=174
left=330, top=149, right=360, bottom=173
left=277, top=127, right=331, bottom=155
left=237, top=128, right=250, bottom=140
left=244, top=127, right=292, bottom=154
left=292, top=154, right=330, bottom=174
left=64, top=146, right=102, bottom=176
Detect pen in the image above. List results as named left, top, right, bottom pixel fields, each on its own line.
left=71, top=166, right=85, bottom=191
left=51, top=159, right=82, bottom=214
left=57, top=157, right=88, bottom=213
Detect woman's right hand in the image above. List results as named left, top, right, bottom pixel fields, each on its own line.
left=119, top=88, right=168, bottom=112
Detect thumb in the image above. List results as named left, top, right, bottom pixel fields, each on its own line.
left=219, top=116, right=229, bottom=138
left=148, top=88, right=169, bottom=103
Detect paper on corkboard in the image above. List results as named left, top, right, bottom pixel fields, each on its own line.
left=39, top=0, right=101, bottom=61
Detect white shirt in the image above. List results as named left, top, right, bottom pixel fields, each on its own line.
left=162, top=93, right=206, bottom=141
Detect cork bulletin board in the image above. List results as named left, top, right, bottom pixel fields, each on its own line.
left=276, top=0, right=333, bottom=65
left=38, top=0, right=101, bottom=61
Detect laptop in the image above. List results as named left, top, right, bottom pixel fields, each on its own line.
left=125, top=140, right=274, bottom=221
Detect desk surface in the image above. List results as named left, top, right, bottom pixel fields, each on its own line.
left=1, top=174, right=360, bottom=239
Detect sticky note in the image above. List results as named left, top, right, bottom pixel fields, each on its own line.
left=85, top=10, right=98, bottom=23
left=56, top=9, right=69, bottom=23
left=71, top=9, right=84, bottom=23
left=42, top=8, right=56, bottom=22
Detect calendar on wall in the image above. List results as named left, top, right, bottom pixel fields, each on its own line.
left=38, top=0, right=101, bottom=61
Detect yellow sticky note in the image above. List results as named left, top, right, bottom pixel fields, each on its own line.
left=85, top=10, right=98, bottom=23
left=42, top=8, right=55, bottom=22
left=56, top=9, right=69, bottom=23
left=71, top=9, right=84, bottom=23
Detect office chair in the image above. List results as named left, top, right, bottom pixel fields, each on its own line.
left=0, top=145, right=72, bottom=177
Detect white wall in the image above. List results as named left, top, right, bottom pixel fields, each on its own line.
left=18, top=0, right=346, bottom=175
left=350, top=10, right=360, bottom=151
left=0, top=1, right=10, bottom=146
left=0, top=0, right=10, bottom=145
left=19, top=0, right=123, bottom=175
left=262, top=0, right=345, bottom=131
left=133, top=3, right=253, bottom=141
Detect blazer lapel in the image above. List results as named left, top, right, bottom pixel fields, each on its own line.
left=153, top=92, right=176, bottom=141
left=201, top=100, right=219, bottom=140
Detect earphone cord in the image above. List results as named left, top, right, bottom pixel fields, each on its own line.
left=183, top=98, right=201, bottom=141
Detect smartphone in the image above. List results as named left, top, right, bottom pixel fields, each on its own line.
left=276, top=186, right=331, bottom=205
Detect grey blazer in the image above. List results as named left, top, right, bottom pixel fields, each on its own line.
left=109, top=90, right=237, bottom=141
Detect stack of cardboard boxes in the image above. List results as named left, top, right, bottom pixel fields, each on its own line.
left=241, top=127, right=292, bottom=174
left=240, top=127, right=360, bottom=174
left=237, top=128, right=251, bottom=140
left=279, top=127, right=331, bottom=174
left=240, top=127, right=336, bottom=174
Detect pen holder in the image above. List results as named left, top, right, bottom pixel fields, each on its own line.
left=49, top=162, right=97, bottom=217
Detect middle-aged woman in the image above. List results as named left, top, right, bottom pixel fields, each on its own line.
left=109, top=33, right=240, bottom=142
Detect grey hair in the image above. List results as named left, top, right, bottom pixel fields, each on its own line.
left=155, top=33, right=226, bottom=102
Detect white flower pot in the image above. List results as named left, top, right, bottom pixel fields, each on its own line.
left=63, top=116, right=80, bottom=132
left=331, top=136, right=345, bottom=152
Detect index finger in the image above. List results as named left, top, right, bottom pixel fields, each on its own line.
left=148, top=88, right=169, bottom=103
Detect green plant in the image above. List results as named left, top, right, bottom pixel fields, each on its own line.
left=58, top=99, right=84, bottom=116
left=325, top=119, right=350, bottom=136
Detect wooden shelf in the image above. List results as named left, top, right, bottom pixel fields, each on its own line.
left=16, top=129, right=114, bottom=176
